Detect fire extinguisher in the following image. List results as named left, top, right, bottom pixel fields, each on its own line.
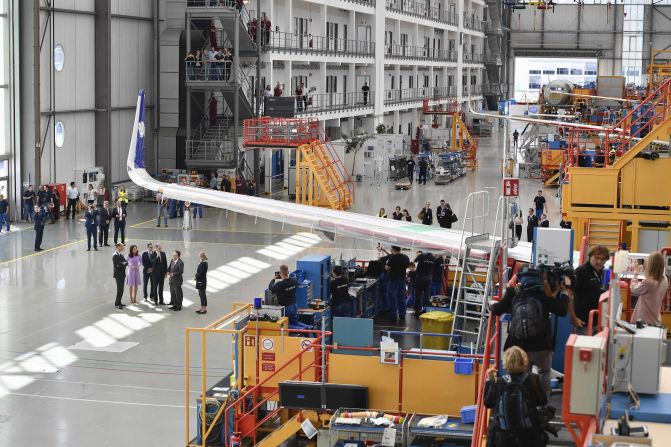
left=230, top=432, right=241, bottom=447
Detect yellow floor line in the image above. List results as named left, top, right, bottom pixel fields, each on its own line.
left=129, top=218, right=156, bottom=228
left=0, top=239, right=85, bottom=265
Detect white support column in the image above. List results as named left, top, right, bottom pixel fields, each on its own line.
left=373, top=0, right=386, bottom=126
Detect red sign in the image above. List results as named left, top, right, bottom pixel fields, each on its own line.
left=503, top=178, right=520, bottom=197
left=262, top=353, right=275, bottom=361
left=244, top=336, right=255, bottom=347
left=262, top=363, right=276, bottom=372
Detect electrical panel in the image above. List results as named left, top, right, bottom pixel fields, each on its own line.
left=569, top=335, right=606, bottom=416
left=613, top=326, right=665, bottom=395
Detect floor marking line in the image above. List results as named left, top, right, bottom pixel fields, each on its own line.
left=6, top=392, right=193, bottom=408
left=0, top=239, right=85, bottom=266
left=129, top=218, right=156, bottom=229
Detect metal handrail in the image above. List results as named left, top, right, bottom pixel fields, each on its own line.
left=294, top=91, right=373, bottom=115
left=243, top=117, right=321, bottom=148
left=463, top=12, right=485, bottom=31
left=264, top=30, right=374, bottom=57
left=463, top=52, right=485, bottom=64
left=385, top=0, right=458, bottom=25
left=384, top=44, right=455, bottom=61
left=384, top=87, right=434, bottom=105
left=186, top=140, right=235, bottom=163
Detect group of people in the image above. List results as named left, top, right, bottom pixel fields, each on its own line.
left=186, top=46, right=234, bottom=82
left=21, top=184, right=64, bottom=224
left=405, top=156, right=431, bottom=185
left=247, top=14, right=272, bottom=45
left=112, top=243, right=210, bottom=314
left=377, top=200, right=457, bottom=228
left=82, top=199, right=128, bottom=251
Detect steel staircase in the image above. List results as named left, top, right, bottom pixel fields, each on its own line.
left=586, top=218, right=622, bottom=253
left=253, top=413, right=304, bottom=447
left=296, top=140, right=353, bottom=210
left=484, top=0, right=504, bottom=104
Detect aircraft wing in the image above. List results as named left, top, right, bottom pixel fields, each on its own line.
left=566, top=92, right=637, bottom=103
left=127, top=90, right=531, bottom=262
left=469, top=107, right=623, bottom=133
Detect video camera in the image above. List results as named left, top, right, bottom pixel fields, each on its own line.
left=538, top=262, right=576, bottom=290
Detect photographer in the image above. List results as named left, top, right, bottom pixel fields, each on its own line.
left=330, top=266, right=351, bottom=318
left=490, top=266, right=570, bottom=397
left=570, top=245, right=609, bottom=335
left=484, top=346, right=551, bottom=447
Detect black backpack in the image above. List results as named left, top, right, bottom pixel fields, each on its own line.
left=509, top=286, right=545, bottom=341
left=497, top=373, right=535, bottom=432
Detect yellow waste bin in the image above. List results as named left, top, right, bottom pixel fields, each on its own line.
left=420, top=311, right=454, bottom=350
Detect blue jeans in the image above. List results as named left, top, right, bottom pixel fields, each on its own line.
left=387, top=279, right=407, bottom=320
left=192, top=204, right=203, bottom=218
left=24, top=204, right=34, bottom=221
left=157, top=204, right=168, bottom=225
left=0, top=213, right=8, bottom=231
left=430, top=281, right=442, bottom=297
left=186, top=64, right=194, bottom=80
left=535, top=208, right=543, bottom=220
left=285, top=304, right=309, bottom=330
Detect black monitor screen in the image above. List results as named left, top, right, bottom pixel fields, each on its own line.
left=324, top=384, right=368, bottom=410
left=278, top=381, right=322, bottom=410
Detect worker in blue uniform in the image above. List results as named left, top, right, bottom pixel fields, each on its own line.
left=330, top=266, right=351, bottom=318
left=84, top=204, right=99, bottom=251
left=430, top=255, right=445, bottom=296
left=33, top=205, right=47, bottom=251
left=269, top=265, right=308, bottom=329
left=413, top=251, right=435, bottom=316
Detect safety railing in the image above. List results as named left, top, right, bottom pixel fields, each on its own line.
left=312, top=125, right=356, bottom=206
left=295, top=91, right=373, bottom=115
left=384, top=44, right=455, bottom=61
left=264, top=31, right=374, bottom=57
left=186, top=140, right=236, bottom=164
left=430, top=85, right=458, bottom=99
left=463, top=52, right=485, bottom=64
left=470, top=313, right=501, bottom=447
left=463, top=13, right=485, bottom=31
left=384, top=88, right=432, bottom=105
left=243, top=117, right=321, bottom=148
left=385, top=0, right=458, bottom=25
left=186, top=0, right=239, bottom=8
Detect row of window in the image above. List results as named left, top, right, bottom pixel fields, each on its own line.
left=529, top=68, right=597, bottom=76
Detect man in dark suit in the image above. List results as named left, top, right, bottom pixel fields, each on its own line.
left=98, top=200, right=112, bottom=247
left=167, top=250, right=185, bottom=311
left=150, top=243, right=168, bottom=304
left=527, top=208, right=539, bottom=243
left=33, top=205, right=47, bottom=251
left=141, top=242, right=155, bottom=301
left=84, top=204, right=99, bottom=251
left=113, top=243, right=128, bottom=309
left=112, top=199, right=127, bottom=244
left=420, top=202, right=433, bottom=225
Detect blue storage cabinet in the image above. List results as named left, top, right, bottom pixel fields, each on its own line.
left=297, top=255, right=331, bottom=301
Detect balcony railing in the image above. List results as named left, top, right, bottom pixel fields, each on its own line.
left=291, top=91, right=374, bottom=115
left=384, top=44, right=456, bottom=61
left=463, top=13, right=485, bottom=31
left=384, top=86, right=457, bottom=105
left=186, top=0, right=239, bottom=8
left=186, top=139, right=235, bottom=165
left=463, top=52, right=485, bottom=64
left=385, top=0, right=457, bottom=25
left=341, top=0, right=376, bottom=7
left=264, top=31, right=374, bottom=57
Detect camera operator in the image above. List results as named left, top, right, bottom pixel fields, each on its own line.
left=569, top=245, right=609, bottom=335
left=490, top=266, right=570, bottom=397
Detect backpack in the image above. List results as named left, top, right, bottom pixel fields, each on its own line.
left=496, top=373, right=535, bottom=432
left=509, top=286, right=545, bottom=341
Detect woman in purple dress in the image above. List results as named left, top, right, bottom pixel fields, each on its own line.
left=126, top=245, right=142, bottom=304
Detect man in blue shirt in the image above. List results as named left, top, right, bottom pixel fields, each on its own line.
left=33, top=205, right=47, bottom=251
left=84, top=204, right=99, bottom=251
left=0, top=194, right=9, bottom=232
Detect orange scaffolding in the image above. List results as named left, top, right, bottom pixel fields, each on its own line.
left=422, top=99, right=478, bottom=169
left=243, top=117, right=320, bottom=148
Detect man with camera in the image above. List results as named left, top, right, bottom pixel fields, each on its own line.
left=490, top=265, right=571, bottom=397
left=84, top=204, right=100, bottom=251
left=330, top=266, right=351, bottom=318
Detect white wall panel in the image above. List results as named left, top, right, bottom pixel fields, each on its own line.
left=113, top=0, right=153, bottom=18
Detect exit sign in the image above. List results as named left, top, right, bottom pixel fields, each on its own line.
left=503, top=178, right=520, bottom=197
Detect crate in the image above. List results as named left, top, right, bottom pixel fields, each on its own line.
left=460, top=405, right=477, bottom=424
left=454, top=358, right=474, bottom=375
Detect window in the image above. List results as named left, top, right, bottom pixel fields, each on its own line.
left=570, top=68, right=582, bottom=75
left=54, top=121, right=65, bottom=148
left=557, top=68, right=568, bottom=75
left=54, top=45, right=65, bottom=72
left=528, top=83, right=541, bottom=89
left=585, top=70, right=597, bottom=76
left=529, top=69, right=541, bottom=75
left=542, top=69, right=554, bottom=75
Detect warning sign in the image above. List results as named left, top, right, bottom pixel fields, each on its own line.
left=244, top=336, right=255, bottom=347
left=262, top=363, right=276, bottom=372
left=503, top=178, right=520, bottom=197
left=262, top=352, right=275, bottom=361
left=301, top=339, right=313, bottom=352
left=262, top=338, right=274, bottom=351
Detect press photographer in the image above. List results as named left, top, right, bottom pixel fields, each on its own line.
left=490, top=264, right=572, bottom=397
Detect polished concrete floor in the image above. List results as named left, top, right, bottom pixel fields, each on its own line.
left=0, top=128, right=558, bottom=445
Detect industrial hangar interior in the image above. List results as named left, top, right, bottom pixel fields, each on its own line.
left=2, top=0, right=671, bottom=446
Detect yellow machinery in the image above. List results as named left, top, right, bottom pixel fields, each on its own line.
left=422, top=99, right=478, bottom=170
left=295, top=140, right=353, bottom=210
left=540, top=147, right=565, bottom=186
left=562, top=78, right=671, bottom=251
left=649, top=48, right=671, bottom=89
left=185, top=304, right=482, bottom=447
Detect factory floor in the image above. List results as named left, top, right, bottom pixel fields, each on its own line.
left=0, top=128, right=560, bottom=446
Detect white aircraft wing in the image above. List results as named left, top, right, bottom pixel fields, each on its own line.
left=469, top=107, right=623, bottom=133
left=127, top=90, right=531, bottom=262
left=566, top=92, right=637, bottom=103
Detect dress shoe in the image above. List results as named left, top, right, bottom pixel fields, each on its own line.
left=35, top=248, right=43, bottom=251
left=196, top=310, right=207, bottom=314
left=104, top=244, right=111, bottom=247
left=86, top=248, right=91, bottom=251
left=116, top=305, right=123, bottom=310
left=156, top=224, right=160, bottom=227
left=169, top=306, right=175, bottom=310
left=172, top=307, right=182, bottom=311
left=158, top=302, right=166, bottom=305
left=94, top=248, right=99, bottom=251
